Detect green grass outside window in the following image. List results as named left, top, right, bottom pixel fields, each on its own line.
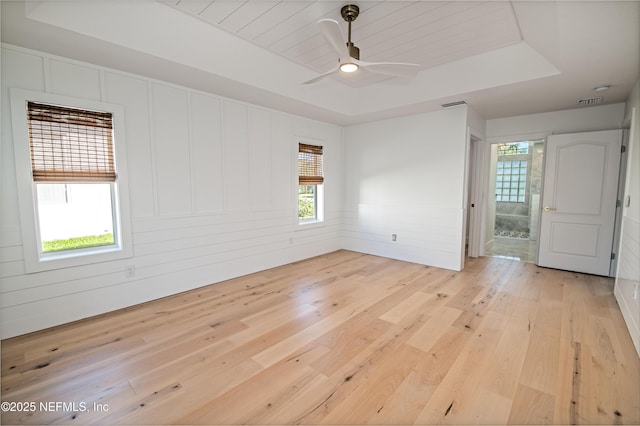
left=42, top=234, right=115, bottom=253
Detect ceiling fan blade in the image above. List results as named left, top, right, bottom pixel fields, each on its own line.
left=302, top=68, right=340, bottom=85
left=358, top=61, right=421, bottom=78
left=318, top=19, right=349, bottom=58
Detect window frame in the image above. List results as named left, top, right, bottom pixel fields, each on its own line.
left=10, top=89, right=133, bottom=273
left=296, top=141, right=324, bottom=226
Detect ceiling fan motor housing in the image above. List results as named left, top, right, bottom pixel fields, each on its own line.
left=341, top=4, right=359, bottom=22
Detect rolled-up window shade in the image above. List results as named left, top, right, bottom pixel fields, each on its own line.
left=27, top=102, right=116, bottom=182
left=298, top=143, right=323, bottom=185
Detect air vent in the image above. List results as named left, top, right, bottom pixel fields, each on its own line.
left=441, top=100, right=467, bottom=108
left=577, top=96, right=603, bottom=107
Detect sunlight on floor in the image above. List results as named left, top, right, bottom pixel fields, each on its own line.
left=486, top=236, right=537, bottom=263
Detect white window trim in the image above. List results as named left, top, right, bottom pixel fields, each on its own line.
left=296, top=138, right=325, bottom=227
left=10, top=88, right=133, bottom=273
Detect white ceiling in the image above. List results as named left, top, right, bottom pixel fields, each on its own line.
left=164, top=1, right=523, bottom=88
left=1, top=1, right=639, bottom=125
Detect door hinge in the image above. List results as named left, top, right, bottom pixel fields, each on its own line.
left=617, top=199, right=621, bottom=208
left=611, top=252, right=616, bottom=260
left=621, top=145, right=626, bottom=153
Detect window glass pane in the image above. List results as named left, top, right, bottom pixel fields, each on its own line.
left=496, top=156, right=528, bottom=203
left=517, top=142, right=529, bottom=154
left=298, top=185, right=317, bottom=222
left=498, top=141, right=529, bottom=155
left=36, top=183, right=115, bottom=253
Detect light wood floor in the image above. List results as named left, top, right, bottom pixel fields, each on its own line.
left=2, top=250, right=639, bottom=425
left=486, top=237, right=538, bottom=263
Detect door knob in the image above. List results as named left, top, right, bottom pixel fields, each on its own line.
left=544, top=206, right=557, bottom=211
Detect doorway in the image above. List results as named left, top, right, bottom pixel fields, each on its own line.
left=486, top=139, right=545, bottom=262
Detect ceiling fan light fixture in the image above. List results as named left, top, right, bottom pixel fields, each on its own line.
left=340, top=62, right=359, bottom=73
left=593, top=85, right=611, bottom=92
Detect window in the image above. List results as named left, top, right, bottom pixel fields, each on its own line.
left=11, top=89, right=132, bottom=272
left=497, top=141, right=529, bottom=155
left=495, top=160, right=527, bottom=202
left=28, top=102, right=117, bottom=253
left=495, top=142, right=529, bottom=203
left=298, top=143, right=323, bottom=224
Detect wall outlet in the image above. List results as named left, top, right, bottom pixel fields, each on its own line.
left=634, top=283, right=639, bottom=300
left=391, top=234, right=397, bottom=242
left=125, top=265, right=135, bottom=278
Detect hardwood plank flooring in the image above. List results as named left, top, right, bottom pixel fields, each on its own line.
left=1, top=250, right=638, bottom=425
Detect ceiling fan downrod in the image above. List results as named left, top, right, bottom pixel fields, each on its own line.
left=341, top=4, right=360, bottom=60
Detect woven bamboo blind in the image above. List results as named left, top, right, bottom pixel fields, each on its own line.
left=298, top=143, right=323, bottom=185
left=27, top=102, right=116, bottom=182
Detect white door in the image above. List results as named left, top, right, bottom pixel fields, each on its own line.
left=538, top=129, right=622, bottom=276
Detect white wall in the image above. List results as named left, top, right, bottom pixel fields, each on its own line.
left=486, top=103, right=626, bottom=137
left=615, top=79, right=640, bottom=357
left=342, top=106, right=469, bottom=271
left=463, top=106, right=487, bottom=260
left=0, top=45, right=343, bottom=338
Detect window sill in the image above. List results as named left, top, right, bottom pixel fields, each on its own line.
left=25, top=244, right=132, bottom=273
left=296, top=220, right=325, bottom=231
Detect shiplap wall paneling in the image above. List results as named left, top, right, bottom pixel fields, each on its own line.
left=615, top=82, right=640, bottom=356
left=190, top=92, right=224, bottom=214
left=103, top=72, right=155, bottom=219
left=151, top=82, right=193, bottom=216
left=616, top=218, right=640, bottom=342
left=341, top=206, right=463, bottom=265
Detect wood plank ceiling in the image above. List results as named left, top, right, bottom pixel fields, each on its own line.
left=163, top=1, right=523, bottom=87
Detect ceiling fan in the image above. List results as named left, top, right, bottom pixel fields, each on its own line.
left=303, top=4, right=421, bottom=84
